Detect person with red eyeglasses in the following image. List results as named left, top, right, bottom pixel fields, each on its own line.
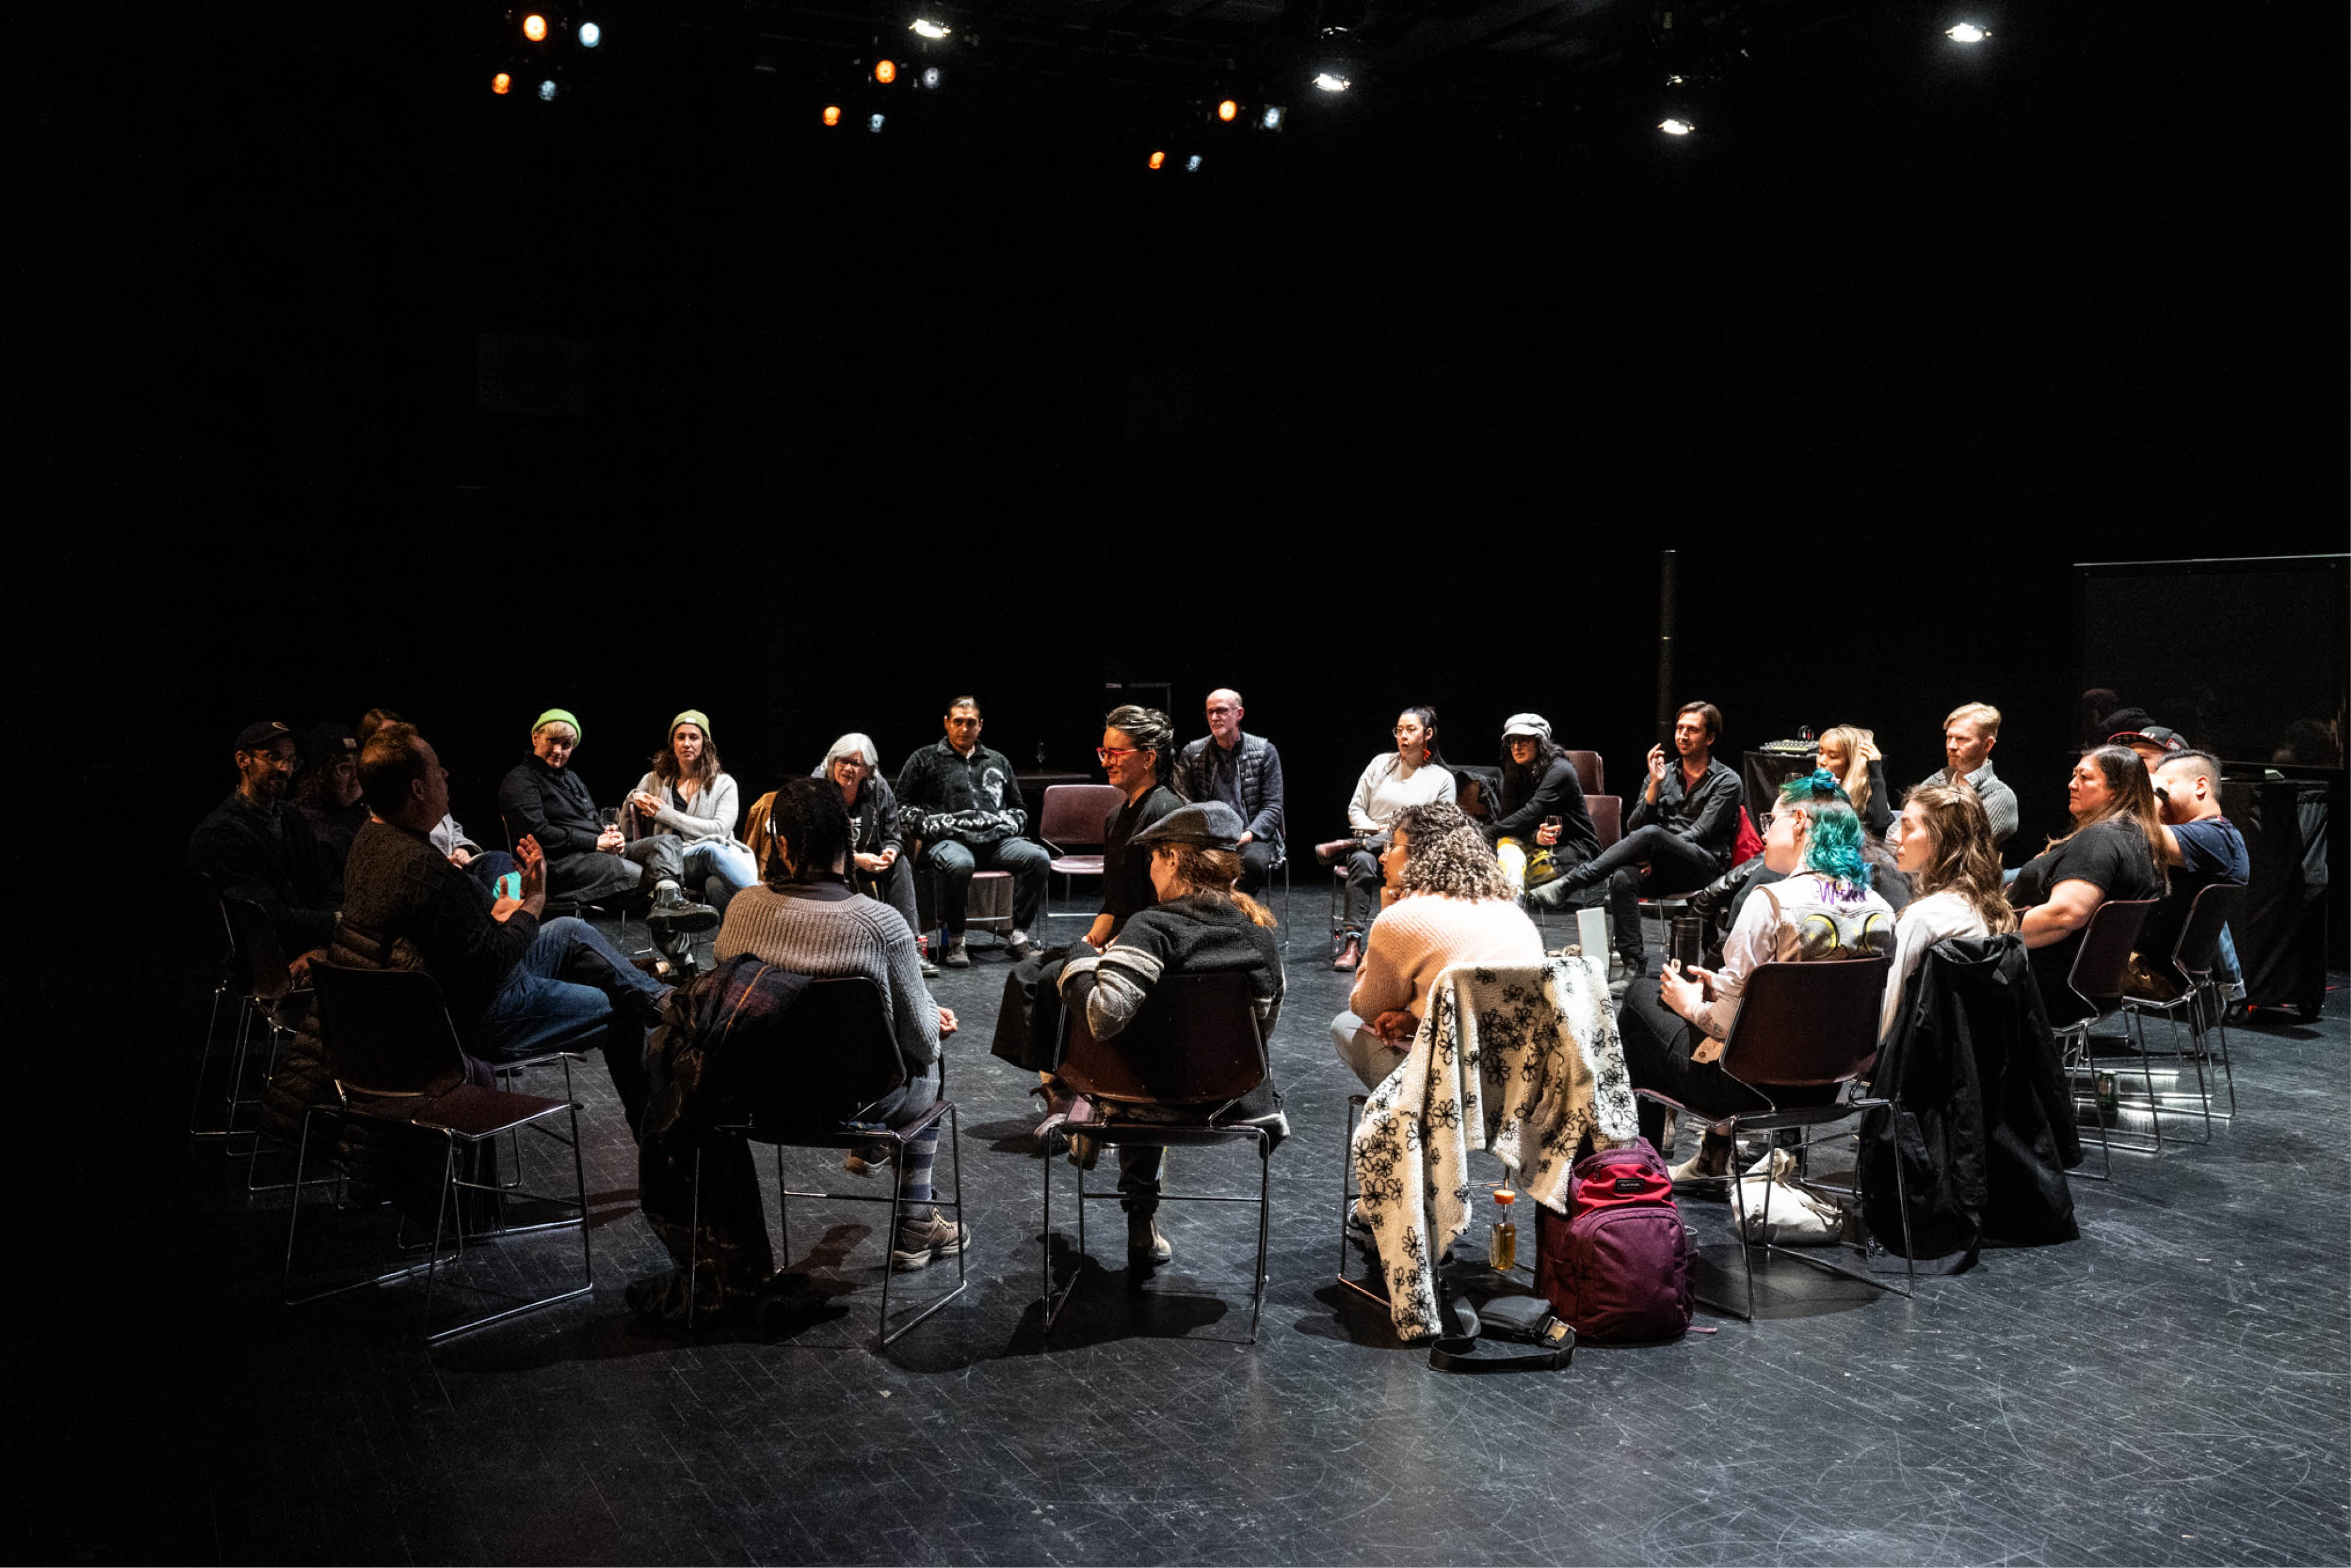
left=1080, top=704, right=1188, bottom=952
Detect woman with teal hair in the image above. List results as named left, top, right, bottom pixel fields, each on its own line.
left=1615, top=769, right=1898, bottom=1180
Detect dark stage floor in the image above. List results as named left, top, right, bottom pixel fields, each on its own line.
left=37, top=891, right=2350, bottom=1566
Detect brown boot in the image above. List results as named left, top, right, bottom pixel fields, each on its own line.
left=1332, top=934, right=1361, bottom=972
left=1315, top=837, right=1359, bottom=867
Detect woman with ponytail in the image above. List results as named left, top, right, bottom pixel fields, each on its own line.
left=1082, top=704, right=1188, bottom=951
left=1617, top=769, right=1898, bottom=1180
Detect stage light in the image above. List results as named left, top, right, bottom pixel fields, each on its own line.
left=920, top=66, right=941, bottom=88
left=540, top=78, right=559, bottom=100
left=1217, top=99, right=1238, bottom=121
left=577, top=20, right=601, bottom=46
left=1186, top=154, right=1203, bottom=171
left=522, top=13, right=547, bottom=41
left=823, top=104, right=841, bottom=125
left=1148, top=150, right=1166, bottom=169
left=910, top=18, right=951, bottom=38
left=492, top=72, right=512, bottom=94
left=869, top=112, right=887, bottom=131
left=1945, top=21, right=1987, bottom=41
left=1658, top=116, right=1692, bottom=134
left=874, top=59, right=897, bottom=83
left=1313, top=72, right=1349, bottom=92
left=1260, top=104, right=1286, bottom=130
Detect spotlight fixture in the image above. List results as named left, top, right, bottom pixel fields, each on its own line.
left=539, top=78, right=559, bottom=100
left=1313, top=72, right=1350, bottom=92
left=823, top=104, right=842, bottom=125
left=492, top=71, right=512, bottom=94
left=1148, top=149, right=1166, bottom=169
left=869, top=112, right=887, bottom=131
left=577, top=20, right=601, bottom=46
left=920, top=66, right=942, bottom=88
left=1944, top=21, right=1987, bottom=41
left=522, top=13, right=547, bottom=40
left=1260, top=104, right=1286, bottom=131
left=874, top=58, right=897, bottom=83
left=1186, top=154, right=1203, bottom=172
left=1217, top=99, right=1238, bottom=121
left=910, top=18, right=951, bottom=38
left=1657, top=116, right=1693, bottom=134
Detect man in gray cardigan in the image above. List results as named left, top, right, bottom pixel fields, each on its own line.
left=1174, top=688, right=1286, bottom=895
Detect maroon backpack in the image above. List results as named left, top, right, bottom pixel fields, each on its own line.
left=1537, top=1138, right=1693, bottom=1342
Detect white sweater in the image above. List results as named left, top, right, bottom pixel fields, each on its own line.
left=630, top=770, right=743, bottom=846
left=1880, top=889, right=1991, bottom=1041
left=1346, top=753, right=1455, bottom=834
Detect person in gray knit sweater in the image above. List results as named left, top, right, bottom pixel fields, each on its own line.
left=712, top=776, right=968, bottom=1271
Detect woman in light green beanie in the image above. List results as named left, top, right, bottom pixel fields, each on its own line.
left=627, top=709, right=757, bottom=898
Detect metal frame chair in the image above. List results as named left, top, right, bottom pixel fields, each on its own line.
left=684, top=976, right=966, bottom=1349
left=1041, top=971, right=1274, bottom=1341
left=285, top=966, right=592, bottom=1345
left=1038, top=782, right=1124, bottom=919
left=216, top=896, right=318, bottom=1192
left=2051, top=897, right=2161, bottom=1178
left=2120, top=882, right=2245, bottom=1130
left=1636, top=956, right=1914, bottom=1322
left=191, top=888, right=246, bottom=1140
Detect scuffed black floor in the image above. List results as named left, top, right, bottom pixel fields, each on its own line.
left=31, top=891, right=2349, bottom=1566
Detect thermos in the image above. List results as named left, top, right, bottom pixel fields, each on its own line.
left=1670, top=916, right=1704, bottom=970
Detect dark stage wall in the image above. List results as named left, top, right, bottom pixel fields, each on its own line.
left=20, top=0, right=2345, bottom=876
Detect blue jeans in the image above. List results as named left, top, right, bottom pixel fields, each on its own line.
left=924, top=837, right=1049, bottom=934
left=476, top=915, right=669, bottom=1135
left=2214, top=922, right=2242, bottom=991
left=463, top=850, right=517, bottom=891
left=683, top=840, right=759, bottom=895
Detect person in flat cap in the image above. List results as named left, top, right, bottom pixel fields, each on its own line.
left=189, top=720, right=344, bottom=958
left=496, top=707, right=718, bottom=944
left=1485, top=712, right=1597, bottom=900
left=292, top=721, right=370, bottom=868
left=1053, top=799, right=1287, bottom=1273
left=622, top=710, right=760, bottom=907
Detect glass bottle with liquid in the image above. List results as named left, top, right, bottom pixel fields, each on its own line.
left=1488, top=1188, right=1519, bottom=1272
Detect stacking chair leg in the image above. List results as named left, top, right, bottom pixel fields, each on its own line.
left=190, top=982, right=241, bottom=1139
left=1334, top=1095, right=1383, bottom=1308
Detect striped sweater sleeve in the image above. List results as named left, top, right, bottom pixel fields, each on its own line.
left=1058, top=925, right=1172, bottom=1041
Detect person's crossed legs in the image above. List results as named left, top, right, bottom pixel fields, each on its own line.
left=476, top=915, right=669, bottom=1137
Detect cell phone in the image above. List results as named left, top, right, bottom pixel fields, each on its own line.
left=495, top=871, right=523, bottom=901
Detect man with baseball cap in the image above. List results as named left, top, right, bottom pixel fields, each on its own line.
left=189, top=720, right=344, bottom=957
left=2109, top=721, right=2191, bottom=770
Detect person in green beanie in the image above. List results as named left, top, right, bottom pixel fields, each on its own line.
left=624, top=710, right=758, bottom=903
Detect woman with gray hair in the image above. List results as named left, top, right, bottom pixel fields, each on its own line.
left=815, top=732, right=931, bottom=975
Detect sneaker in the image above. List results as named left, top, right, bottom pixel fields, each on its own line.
left=1670, top=1131, right=1734, bottom=1185
left=943, top=936, right=971, bottom=969
left=1332, top=934, right=1361, bottom=973
left=843, top=1143, right=893, bottom=1177
left=1127, top=1213, right=1173, bottom=1267
left=1007, top=930, right=1037, bottom=960
left=890, top=1209, right=969, bottom=1271
left=919, top=953, right=940, bottom=978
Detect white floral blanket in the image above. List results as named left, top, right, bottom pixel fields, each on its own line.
left=1351, top=957, right=1639, bottom=1341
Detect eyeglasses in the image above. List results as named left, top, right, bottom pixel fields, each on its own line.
left=1097, top=746, right=1140, bottom=762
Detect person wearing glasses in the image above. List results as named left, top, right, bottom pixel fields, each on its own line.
left=1080, top=705, right=1188, bottom=952
left=1321, top=706, right=1454, bottom=973
left=1174, top=688, right=1286, bottom=896
left=894, top=695, right=1047, bottom=968
left=813, top=731, right=932, bottom=976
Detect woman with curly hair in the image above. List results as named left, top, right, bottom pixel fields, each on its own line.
left=1880, top=780, right=2016, bottom=1039
left=1328, top=800, right=1546, bottom=1091
left=1621, top=769, right=1897, bottom=1180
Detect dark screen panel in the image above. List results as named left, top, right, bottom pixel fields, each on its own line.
left=2077, top=556, right=2348, bottom=769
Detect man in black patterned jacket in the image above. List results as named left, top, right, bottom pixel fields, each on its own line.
left=894, top=695, right=1046, bottom=967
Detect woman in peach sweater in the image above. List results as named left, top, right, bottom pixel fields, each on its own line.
left=1328, top=801, right=1547, bottom=1090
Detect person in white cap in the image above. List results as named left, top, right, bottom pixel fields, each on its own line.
left=1484, top=712, right=1597, bottom=899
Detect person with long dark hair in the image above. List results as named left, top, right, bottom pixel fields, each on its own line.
left=1880, top=780, right=2017, bottom=1039
left=1616, top=770, right=1896, bottom=1180
left=626, top=710, right=759, bottom=900
left=1324, top=704, right=1453, bottom=973
left=1081, top=704, right=1188, bottom=951
left=2006, top=745, right=2167, bottom=1025
left=1484, top=712, right=1597, bottom=900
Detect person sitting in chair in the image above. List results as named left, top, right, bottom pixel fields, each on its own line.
left=893, top=695, right=1047, bottom=968
left=1484, top=712, right=1598, bottom=900
left=1322, top=705, right=1454, bottom=974
left=1882, top=780, right=2016, bottom=1041
left=2125, top=748, right=2246, bottom=1002
left=1549, top=701, right=1743, bottom=976
left=1174, top=688, right=1287, bottom=896
left=1618, top=770, right=1896, bottom=1182
left=1054, top=801, right=1285, bottom=1275
left=713, top=776, right=966, bottom=1272
left=2006, top=746, right=2167, bottom=1027
left=624, top=710, right=759, bottom=905
left=1330, top=801, right=1546, bottom=1092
